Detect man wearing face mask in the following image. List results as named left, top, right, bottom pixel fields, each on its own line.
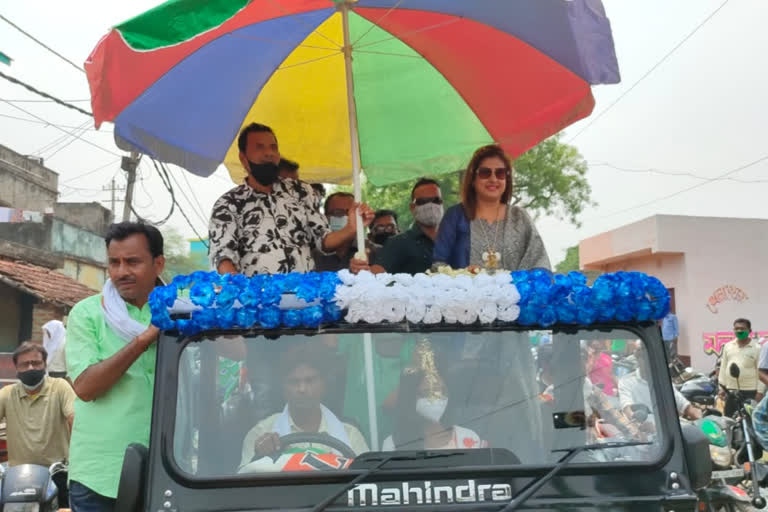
left=209, top=123, right=374, bottom=275
left=313, top=192, right=360, bottom=272
left=0, top=342, right=75, bottom=504
left=354, top=178, right=443, bottom=275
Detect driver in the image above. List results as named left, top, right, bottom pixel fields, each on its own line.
left=240, top=344, right=369, bottom=467
left=618, top=346, right=702, bottom=422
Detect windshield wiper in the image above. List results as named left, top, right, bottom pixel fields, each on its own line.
left=309, top=452, right=462, bottom=512
left=497, top=441, right=650, bottom=512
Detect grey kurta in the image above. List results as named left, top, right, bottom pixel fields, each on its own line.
left=469, top=205, right=551, bottom=271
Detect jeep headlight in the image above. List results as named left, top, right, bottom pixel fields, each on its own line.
left=3, top=503, right=40, bottom=512
left=709, top=444, right=733, bottom=468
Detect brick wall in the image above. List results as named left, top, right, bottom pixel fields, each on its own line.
left=30, top=302, right=66, bottom=345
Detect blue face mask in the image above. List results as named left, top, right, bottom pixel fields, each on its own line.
left=328, top=215, right=348, bottom=232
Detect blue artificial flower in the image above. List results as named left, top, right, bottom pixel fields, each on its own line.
left=176, top=318, right=198, bottom=337
left=171, top=274, right=191, bottom=290
left=301, top=305, right=324, bottom=328
left=515, top=281, right=533, bottom=303
left=282, top=309, right=303, bottom=328
left=323, top=301, right=343, bottom=322
left=577, top=305, right=598, bottom=325
left=223, top=273, right=248, bottom=290
left=517, top=304, right=538, bottom=326
left=511, top=270, right=530, bottom=284
left=192, top=309, right=217, bottom=331
left=190, top=281, right=215, bottom=307
left=151, top=310, right=175, bottom=331
left=283, top=272, right=303, bottom=292
left=216, top=284, right=240, bottom=309
left=238, top=287, right=261, bottom=308
left=259, top=306, right=282, bottom=329
left=538, top=306, right=557, bottom=327
left=215, top=308, right=237, bottom=329
left=553, top=273, right=573, bottom=288
left=236, top=307, right=259, bottom=329
left=635, top=299, right=654, bottom=322
left=261, top=278, right=285, bottom=305
left=568, top=271, right=587, bottom=286
left=554, top=301, right=578, bottom=324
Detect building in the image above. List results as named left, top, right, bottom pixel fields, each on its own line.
left=0, top=144, right=112, bottom=289
left=0, top=258, right=96, bottom=379
left=0, top=144, right=112, bottom=373
left=579, top=215, right=768, bottom=371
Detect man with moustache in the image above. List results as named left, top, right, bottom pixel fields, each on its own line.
left=65, top=222, right=164, bottom=512
left=209, top=123, right=373, bottom=275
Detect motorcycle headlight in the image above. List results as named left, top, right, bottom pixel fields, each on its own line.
left=709, top=445, right=733, bottom=468
left=3, top=504, right=40, bottom=512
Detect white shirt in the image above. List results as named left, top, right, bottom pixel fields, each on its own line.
left=619, top=370, right=690, bottom=416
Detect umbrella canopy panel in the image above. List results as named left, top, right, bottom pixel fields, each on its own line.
left=86, top=0, right=619, bottom=186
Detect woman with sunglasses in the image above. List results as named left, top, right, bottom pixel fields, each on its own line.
left=433, top=144, right=550, bottom=272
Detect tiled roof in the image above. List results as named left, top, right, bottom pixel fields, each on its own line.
left=0, top=258, right=97, bottom=307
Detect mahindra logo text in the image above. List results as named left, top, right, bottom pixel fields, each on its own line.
left=347, top=479, right=512, bottom=506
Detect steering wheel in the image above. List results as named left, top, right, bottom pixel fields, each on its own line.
left=278, top=432, right=357, bottom=459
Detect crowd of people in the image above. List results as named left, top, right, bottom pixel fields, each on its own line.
left=208, top=123, right=552, bottom=278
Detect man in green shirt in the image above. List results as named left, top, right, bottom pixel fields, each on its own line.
left=66, top=222, right=164, bottom=512
left=353, top=178, right=444, bottom=275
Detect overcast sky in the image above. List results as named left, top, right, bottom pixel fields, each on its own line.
left=1, top=0, right=766, bottom=264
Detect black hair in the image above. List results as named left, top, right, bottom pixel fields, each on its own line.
left=734, top=318, right=752, bottom=330
left=279, top=344, right=334, bottom=377
left=323, top=191, right=354, bottom=214
left=411, top=177, right=440, bottom=199
left=373, top=209, right=398, bottom=225
left=105, top=222, right=164, bottom=258
left=278, top=158, right=299, bottom=172
left=13, top=341, right=47, bottom=366
left=311, top=183, right=326, bottom=197
left=237, top=123, right=275, bottom=153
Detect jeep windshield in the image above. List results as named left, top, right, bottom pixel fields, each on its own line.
left=171, top=326, right=667, bottom=480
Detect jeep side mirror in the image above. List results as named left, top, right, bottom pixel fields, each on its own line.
left=730, top=363, right=741, bottom=379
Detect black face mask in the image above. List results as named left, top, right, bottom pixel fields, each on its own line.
left=248, top=160, right=279, bottom=186
left=17, top=369, right=45, bottom=389
left=371, top=232, right=394, bottom=245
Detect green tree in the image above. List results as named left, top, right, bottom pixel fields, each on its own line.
left=161, top=228, right=206, bottom=282
left=555, top=245, right=580, bottom=273
left=346, top=133, right=593, bottom=229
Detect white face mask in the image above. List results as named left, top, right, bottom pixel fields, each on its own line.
left=328, top=215, right=348, bottom=232
left=416, top=397, right=448, bottom=422
left=413, top=203, right=444, bottom=227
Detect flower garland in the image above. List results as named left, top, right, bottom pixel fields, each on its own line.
left=148, top=269, right=669, bottom=336
left=149, top=271, right=342, bottom=336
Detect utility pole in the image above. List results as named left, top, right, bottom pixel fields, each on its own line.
left=121, top=152, right=140, bottom=222
left=102, top=179, right=125, bottom=220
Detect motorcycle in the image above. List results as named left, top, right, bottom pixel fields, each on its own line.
left=0, top=460, right=67, bottom=512
left=716, top=363, right=767, bottom=510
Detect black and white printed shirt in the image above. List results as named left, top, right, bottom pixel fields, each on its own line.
left=208, top=178, right=329, bottom=275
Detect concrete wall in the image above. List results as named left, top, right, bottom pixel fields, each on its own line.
left=60, top=258, right=106, bottom=289
left=0, top=220, right=50, bottom=253
left=0, top=145, right=58, bottom=211
left=55, top=202, right=113, bottom=236
left=30, top=302, right=66, bottom=346
left=51, top=219, right=107, bottom=265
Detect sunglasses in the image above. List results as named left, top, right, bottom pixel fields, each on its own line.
left=412, top=196, right=443, bottom=206
left=371, top=224, right=397, bottom=233
left=475, top=167, right=510, bottom=180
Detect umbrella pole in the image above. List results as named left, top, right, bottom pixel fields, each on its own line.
left=341, top=2, right=379, bottom=451
left=340, top=2, right=366, bottom=256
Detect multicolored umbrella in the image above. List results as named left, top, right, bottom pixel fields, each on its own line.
left=86, top=0, right=620, bottom=187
